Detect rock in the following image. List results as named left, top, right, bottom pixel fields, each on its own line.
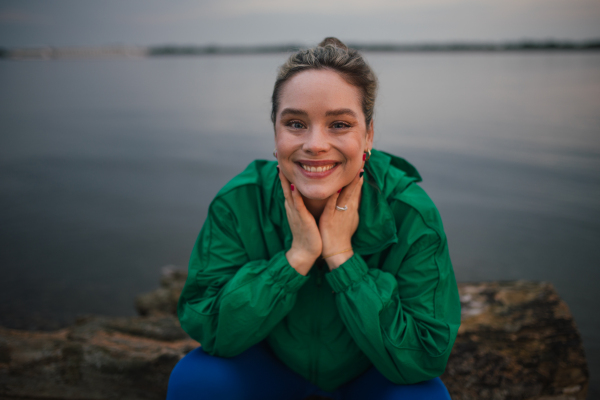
left=0, top=315, right=197, bottom=400
left=442, top=281, right=589, bottom=400
left=135, top=265, right=187, bottom=317
left=0, top=268, right=589, bottom=400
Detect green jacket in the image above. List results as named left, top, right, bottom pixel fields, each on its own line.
left=178, top=149, right=461, bottom=391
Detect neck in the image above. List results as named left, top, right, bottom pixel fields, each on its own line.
left=302, top=195, right=328, bottom=221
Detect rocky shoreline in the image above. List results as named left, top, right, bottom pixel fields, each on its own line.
left=0, top=268, right=589, bottom=400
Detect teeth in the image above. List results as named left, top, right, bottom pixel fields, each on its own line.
left=301, top=164, right=335, bottom=172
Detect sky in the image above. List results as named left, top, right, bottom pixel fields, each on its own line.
left=1, top=0, right=600, bottom=47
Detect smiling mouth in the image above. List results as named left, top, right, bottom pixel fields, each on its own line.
left=299, top=163, right=337, bottom=173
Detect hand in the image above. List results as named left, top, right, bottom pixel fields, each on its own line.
left=279, top=167, right=322, bottom=275
left=319, top=168, right=364, bottom=270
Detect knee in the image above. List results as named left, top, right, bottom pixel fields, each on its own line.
left=389, top=377, right=451, bottom=400
left=344, top=367, right=451, bottom=400
left=167, top=348, right=203, bottom=398
left=167, top=347, right=242, bottom=400
left=421, top=377, right=451, bottom=399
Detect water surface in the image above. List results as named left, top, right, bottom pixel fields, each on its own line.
left=1, top=52, right=599, bottom=396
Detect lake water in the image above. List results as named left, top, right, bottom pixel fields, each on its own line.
left=1, top=52, right=599, bottom=396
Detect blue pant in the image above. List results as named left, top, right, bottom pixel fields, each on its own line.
left=167, top=342, right=451, bottom=400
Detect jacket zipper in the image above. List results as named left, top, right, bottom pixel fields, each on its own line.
left=311, top=260, right=325, bottom=384
left=316, top=261, right=323, bottom=286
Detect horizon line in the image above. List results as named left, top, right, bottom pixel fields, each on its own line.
left=2, top=39, right=600, bottom=60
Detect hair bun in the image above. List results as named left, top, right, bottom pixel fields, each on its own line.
left=318, top=37, right=348, bottom=51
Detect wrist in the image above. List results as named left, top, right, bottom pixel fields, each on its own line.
left=324, top=251, right=354, bottom=270
left=321, top=242, right=352, bottom=259
left=286, top=248, right=318, bottom=276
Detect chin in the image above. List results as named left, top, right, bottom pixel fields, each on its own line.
left=297, top=185, right=335, bottom=200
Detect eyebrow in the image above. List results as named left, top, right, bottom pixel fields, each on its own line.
left=279, top=108, right=308, bottom=118
left=279, top=108, right=358, bottom=118
left=325, top=108, right=358, bottom=118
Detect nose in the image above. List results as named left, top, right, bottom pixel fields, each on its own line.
left=302, top=127, right=330, bottom=155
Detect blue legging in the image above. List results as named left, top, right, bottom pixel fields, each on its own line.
left=167, top=342, right=451, bottom=400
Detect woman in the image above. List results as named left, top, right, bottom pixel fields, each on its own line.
left=167, top=37, right=460, bottom=400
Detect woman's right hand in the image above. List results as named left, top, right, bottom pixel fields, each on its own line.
left=279, top=167, right=322, bottom=276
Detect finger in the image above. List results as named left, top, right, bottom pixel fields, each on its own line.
left=278, top=166, right=294, bottom=206
left=290, top=180, right=307, bottom=212
left=338, top=168, right=364, bottom=206
left=285, top=197, right=303, bottom=224
left=284, top=198, right=292, bottom=216
left=322, top=190, right=341, bottom=218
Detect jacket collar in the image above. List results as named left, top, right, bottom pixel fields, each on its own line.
left=352, top=151, right=398, bottom=255
left=268, top=150, right=418, bottom=256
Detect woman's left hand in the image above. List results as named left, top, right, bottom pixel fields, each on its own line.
left=319, top=168, right=364, bottom=270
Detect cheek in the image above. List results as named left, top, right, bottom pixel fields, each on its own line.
left=275, top=134, right=295, bottom=156
left=344, top=158, right=362, bottom=179
left=342, top=141, right=365, bottom=165
left=340, top=152, right=363, bottom=181
left=278, top=147, right=295, bottom=165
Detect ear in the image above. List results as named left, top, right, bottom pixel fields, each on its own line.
left=366, top=119, right=374, bottom=149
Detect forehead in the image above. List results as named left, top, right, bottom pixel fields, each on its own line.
left=278, top=69, right=363, bottom=116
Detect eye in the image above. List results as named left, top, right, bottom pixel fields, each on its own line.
left=286, top=120, right=306, bottom=129
left=331, top=121, right=351, bottom=129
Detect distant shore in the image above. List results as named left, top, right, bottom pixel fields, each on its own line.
left=2, top=40, right=600, bottom=60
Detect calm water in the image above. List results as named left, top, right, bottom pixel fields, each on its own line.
left=1, top=53, right=599, bottom=396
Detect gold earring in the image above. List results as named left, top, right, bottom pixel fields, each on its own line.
left=364, top=148, right=371, bottom=162
left=273, top=148, right=277, bottom=158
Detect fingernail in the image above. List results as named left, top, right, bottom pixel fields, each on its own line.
left=291, top=184, right=295, bottom=191
left=359, top=171, right=364, bottom=178
left=337, top=188, right=342, bottom=193
left=362, top=153, right=366, bottom=161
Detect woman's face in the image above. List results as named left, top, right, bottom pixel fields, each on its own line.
left=274, top=69, right=373, bottom=200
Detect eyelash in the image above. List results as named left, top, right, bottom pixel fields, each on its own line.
left=331, top=121, right=352, bottom=129
left=286, top=120, right=305, bottom=129
left=285, top=121, right=352, bottom=130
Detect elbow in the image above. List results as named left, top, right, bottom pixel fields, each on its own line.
left=385, top=324, right=456, bottom=384
left=412, top=365, right=449, bottom=385
left=177, top=300, right=245, bottom=358
left=422, top=353, right=451, bottom=380
left=411, top=331, right=455, bottom=382
left=412, top=308, right=460, bottom=356
left=177, top=299, right=215, bottom=351
left=390, top=352, right=451, bottom=385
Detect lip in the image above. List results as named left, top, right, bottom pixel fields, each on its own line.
left=296, top=159, right=340, bottom=166
left=295, top=159, right=340, bottom=179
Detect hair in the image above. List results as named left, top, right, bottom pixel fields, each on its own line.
left=270, top=37, right=378, bottom=128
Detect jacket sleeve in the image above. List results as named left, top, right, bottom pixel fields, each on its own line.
left=178, top=199, right=309, bottom=357
left=325, top=207, right=461, bottom=384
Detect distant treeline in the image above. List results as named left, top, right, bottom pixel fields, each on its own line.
left=148, top=40, right=600, bottom=56
left=2, top=40, right=600, bottom=59
left=149, top=44, right=304, bottom=56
